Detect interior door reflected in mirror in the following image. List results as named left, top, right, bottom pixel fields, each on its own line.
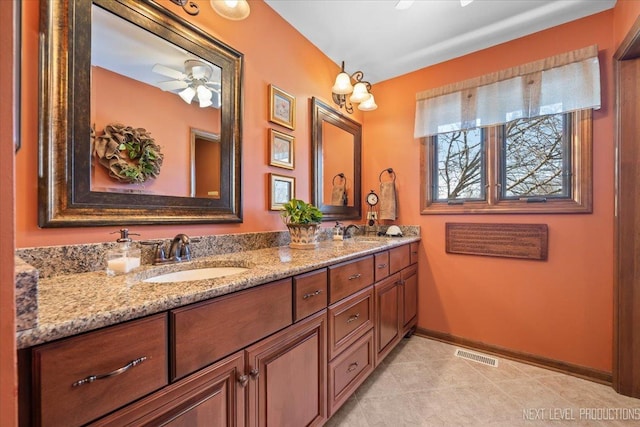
left=191, top=129, right=221, bottom=198
left=311, top=97, right=362, bottom=221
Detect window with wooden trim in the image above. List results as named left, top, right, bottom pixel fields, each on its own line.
left=420, top=110, right=592, bottom=214
left=416, top=45, right=599, bottom=215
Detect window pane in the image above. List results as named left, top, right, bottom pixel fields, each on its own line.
left=434, top=129, right=485, bottom=200
left=502, top=114, right=569, bottom=198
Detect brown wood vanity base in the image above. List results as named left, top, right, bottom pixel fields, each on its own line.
left=18, top=242, right=419, bottom=427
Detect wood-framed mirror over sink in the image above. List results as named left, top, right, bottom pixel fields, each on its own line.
left=311, top=97, right=362, bottom=221
left=38, top=0, right=243, bottom=227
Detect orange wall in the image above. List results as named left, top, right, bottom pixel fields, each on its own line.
left=363, top=11, right=617, bottom=372
left=1, top=1, right=17, bottom=425
left=17, top=0, right=359, bottom=247
left=614, top=0, right=640, bottom=49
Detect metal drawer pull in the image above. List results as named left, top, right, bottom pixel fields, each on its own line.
left=346, top=313, right=360, bottom=323
left=347, top=362, right=359, bottom=372
left=303, top=289, right=323, bottom=299
left=377, top=263, right=387, bottom=269
left=348, top=273, right=362, bottom=280
left=72, top=356, right=147, bottom=387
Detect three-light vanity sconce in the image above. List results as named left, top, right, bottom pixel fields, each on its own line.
left=332, top=61, right=378, bottom=113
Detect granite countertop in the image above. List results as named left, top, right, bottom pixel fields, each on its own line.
left=16, top=236, right=419, bottom=349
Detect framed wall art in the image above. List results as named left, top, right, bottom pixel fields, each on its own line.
left=269, top=173, right=295, bottom=210
left=269, top=128, right=295, bottom=170
left=269, top=84, right=295, bottom=130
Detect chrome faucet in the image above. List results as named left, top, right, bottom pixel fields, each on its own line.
left=343, top=224, right=360, bottom=239
left=142, top=234, right=200, bottom=265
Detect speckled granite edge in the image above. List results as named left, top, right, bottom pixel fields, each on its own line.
left=16, top=231, right=421, bottom=349
left=15, top=257, right=39, bottom=331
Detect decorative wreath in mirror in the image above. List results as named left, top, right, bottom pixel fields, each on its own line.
left=91, top=123, right=164, bottom=184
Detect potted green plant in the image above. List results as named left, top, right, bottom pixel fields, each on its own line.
left=281, top=199, right=323, bottom=249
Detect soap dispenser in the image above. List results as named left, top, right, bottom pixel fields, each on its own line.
left=333, top=222, right=344, bottom=241
left=106, top=229, right=141, bottom=276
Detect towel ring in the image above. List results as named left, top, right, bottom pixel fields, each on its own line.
left=332, top=173, right=346, bottom=186
left=379, top=168, right=396, bottom=183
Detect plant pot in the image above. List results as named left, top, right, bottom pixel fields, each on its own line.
left=287, top=223, right=320, bottom=249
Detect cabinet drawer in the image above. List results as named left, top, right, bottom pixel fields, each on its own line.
left=389, top=245, right=411, bottom=274
left=294, top=268, right=328, bottom=322
left=328, top=329, right=374, bottom=416
left=328, top=256, right=374, bottom=304
left=328, top=286, right=374, bottom=360
left=410, top=242, right=419, bottom=265
left=374, top=251, right=390, bottom=282
left=32, top=314, right=168, bottom=427
left=172, top=278, right=292, bottom=380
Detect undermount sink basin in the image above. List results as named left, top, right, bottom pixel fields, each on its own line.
left=143, top=267, right=249, bottom=283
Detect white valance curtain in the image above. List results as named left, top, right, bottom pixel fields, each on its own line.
left=414, top=45, right=601, bottom=138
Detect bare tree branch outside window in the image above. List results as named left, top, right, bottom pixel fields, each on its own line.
left=434, top=128, right=484, bottom=200
left=503, top=114, right=569, bottom=198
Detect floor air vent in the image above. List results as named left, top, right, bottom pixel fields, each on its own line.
left=454, top=348, right=499, bottom=367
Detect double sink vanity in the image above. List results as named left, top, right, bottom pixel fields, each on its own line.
left=16, top=231, right=420, bottom=426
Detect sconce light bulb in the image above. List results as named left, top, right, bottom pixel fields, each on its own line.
left=210, top=0, right=250, bottom=20
left=358, top=94, right=378, bottom=111
left=332, top=72, right=354, bottom=95
left=350, top=82, right=371, bottom=103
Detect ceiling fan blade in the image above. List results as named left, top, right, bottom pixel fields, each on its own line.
left=152, top=64, right=186, bottom=80
left=157, top=80, right=189, bottom=91
left=205, top=81, right=221, bottom=89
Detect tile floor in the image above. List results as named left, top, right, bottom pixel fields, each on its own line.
left=326, top=336, right=640, bottom=426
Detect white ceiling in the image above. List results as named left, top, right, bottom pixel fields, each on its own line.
left=264, top=0, right=616, bottom=84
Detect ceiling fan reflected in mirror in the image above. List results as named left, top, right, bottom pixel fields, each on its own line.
left=152, top=59, right=221, bottom=108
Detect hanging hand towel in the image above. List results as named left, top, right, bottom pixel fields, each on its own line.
left=379, top=181, right=397, bottom=220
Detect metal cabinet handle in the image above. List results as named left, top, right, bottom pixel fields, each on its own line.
left=347, top=362, right=359, bottom=372
left=377, top=263, right=387, bottom=269
left=348, top=273, right=362, bottom=280
left=72, top=356, right=147, bottom=387
left=346, top=313, right=360, bottom=324
left=249, top=368, right=260, bottom=379
left=303, top=289, right=323, bottom=299
left=238, top=374, right=249, bottom=387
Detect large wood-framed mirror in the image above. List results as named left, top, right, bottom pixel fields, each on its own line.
left=311, top=97, right=362, bottom=221
left=38, top=0, right=243, bottom=227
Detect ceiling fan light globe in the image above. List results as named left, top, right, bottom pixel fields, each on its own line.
left=349, top=82, right=371, bottom=103
left=199, top=98, right=213, bottom=108
left=179, top=86, right=196, bottom=104
left=196, top=85, right=213, bottom=101
left=332, top=72, right=353, bottom=95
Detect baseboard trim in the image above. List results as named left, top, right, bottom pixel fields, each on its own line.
left=415, top=327, right=612, bottom=386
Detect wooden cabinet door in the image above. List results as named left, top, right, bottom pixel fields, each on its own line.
left=374, top=273, right=401, bottom=366
left=246, top=310, right=327, bottom=427
left=90, top=351, right=246, bottom=427
left=401, top=264, right=418, bottom=334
